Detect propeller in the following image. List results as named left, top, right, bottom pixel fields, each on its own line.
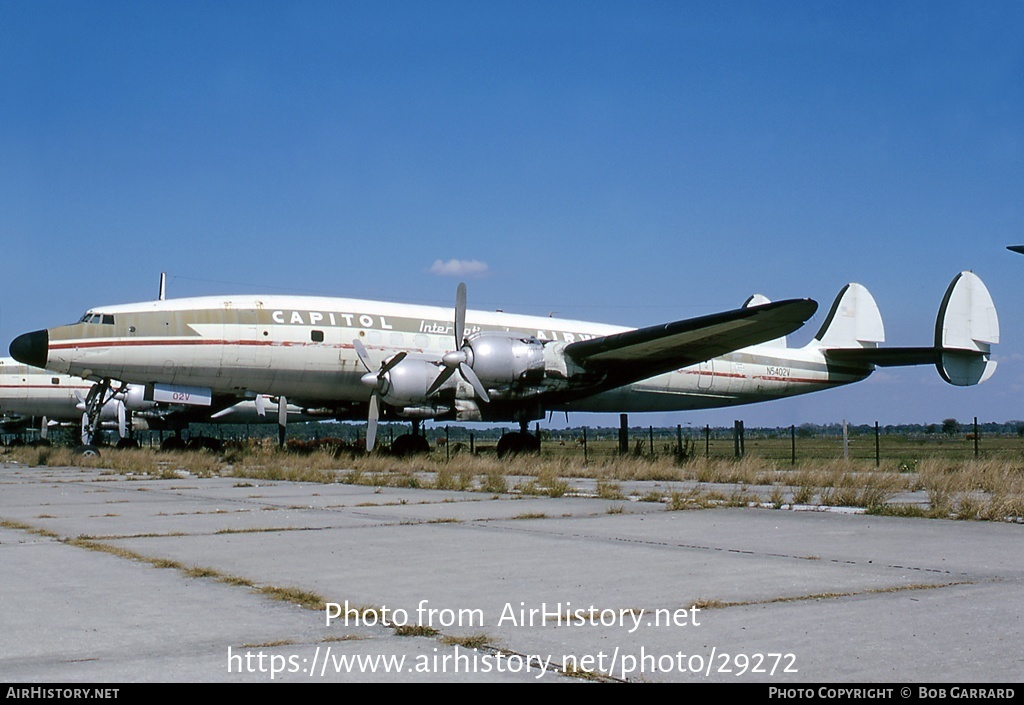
left=277, top=395, right=288, bottom=448
left=354, top=338, right=407, bottom=451
left=425, top=282, right=491, bottom=402
left=116, top=399, right=128, bottom=439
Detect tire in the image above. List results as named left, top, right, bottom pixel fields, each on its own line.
left=391, top=433, right=431, bottom=457
left=160, top=436, right=187, bottom=451
left=75, top=444, right=101, bottom=458
left=496, top=431, right=540, bottom=459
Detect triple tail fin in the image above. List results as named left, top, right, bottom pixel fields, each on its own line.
left=933, top=271, right=999, bottom=385
left=818, top=271, right=998, bottom=387
left=807, top=283, right=885, bottom=350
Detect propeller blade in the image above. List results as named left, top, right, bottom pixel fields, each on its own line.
left=278, top=395, right=288, bottom=427
left=366, top=393, right=379, bottom=451
left=455, top=282, right=467, bottom=347
left=459, top=362, right=491, bottom=403
left=117, top=401, right=127, bottom=439
left=81, top=413, right=89, bottom=445
left=379, top=351, right=408, bottom=376
left=40, top=416, right=48, bottom=441
left=278, top=395, right=288, bottom=448
left=254, top=394, right=267, bottom=417
left=426, top=365, right=457, bottom=397
left=353, top=338, right=373, bottom=372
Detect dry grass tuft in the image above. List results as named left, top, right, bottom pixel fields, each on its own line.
left=5, top=443, right=1024, bottom=523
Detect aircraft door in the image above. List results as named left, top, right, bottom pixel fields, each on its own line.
left=230, top=308, right=271, bottom=369
left=698, top=359, right=714, bottom=390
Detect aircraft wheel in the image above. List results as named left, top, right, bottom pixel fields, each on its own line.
left=75, top=444, right=101, bottom=458
left=187, top=437, right=223, bottom=452
left=497, top=432, right=540, bottom=459
left=391, top=433, right=431, bottom=457
left=161, top=436, right=187, bottom=451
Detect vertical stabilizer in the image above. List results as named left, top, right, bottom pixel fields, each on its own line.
left=935, top=271, right=999, bottom=386
left=743, top=294, right=788, bottom=348
left=810, top=283, right=885, bottom=349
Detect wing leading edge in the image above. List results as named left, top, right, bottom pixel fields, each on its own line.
left=563, top=298, right=818, bottom=389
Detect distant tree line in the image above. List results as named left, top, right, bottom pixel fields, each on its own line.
left=175, top=418, right=1024, bottom=445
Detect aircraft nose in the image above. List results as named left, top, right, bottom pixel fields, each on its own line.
left=10, top=330, right=49, bottom=369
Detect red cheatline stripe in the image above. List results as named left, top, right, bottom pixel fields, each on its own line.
left=49, top=339, right=359, bottom=350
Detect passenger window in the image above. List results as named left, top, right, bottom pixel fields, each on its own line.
left=311, top=330, right=324, bottom=342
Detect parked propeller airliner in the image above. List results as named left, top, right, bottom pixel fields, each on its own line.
left=0, top=357, right=309, bottom=447
left=9, top=271, right=998, bottom=455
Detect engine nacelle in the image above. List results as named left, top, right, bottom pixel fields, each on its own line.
left=466, top=332, right=544, bottom=387
left=144, top=383, right=213, bottom=407
left=122, top=384, right=158, bottom=412
left=381, top=357, right=443, bottom=407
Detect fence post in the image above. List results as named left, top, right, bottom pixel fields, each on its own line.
left=843, top=419, right=848, bottom=460
left=875, top=421, right=880, bottom=467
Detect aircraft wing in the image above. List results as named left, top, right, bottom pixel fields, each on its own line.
left=564, top=298, right=818, bottom=388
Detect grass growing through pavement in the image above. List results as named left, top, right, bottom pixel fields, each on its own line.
left=4, top=443, right=1024, bottom=522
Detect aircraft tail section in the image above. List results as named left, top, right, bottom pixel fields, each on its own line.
left=808, top=283, right=885, bottom=350
left=933, top=271, right=999, bottom=385
left=743, top=294, right=788, bottom=348
left=820, top=271, right=998, bottom=387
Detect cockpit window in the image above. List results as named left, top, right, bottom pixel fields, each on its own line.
left=78, top=313, right=115, bottom=325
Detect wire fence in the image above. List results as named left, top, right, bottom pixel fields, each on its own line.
left=4, top=417, right=1021, bottom=465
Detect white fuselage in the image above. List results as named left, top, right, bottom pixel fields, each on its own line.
left=33, top=294, right=865, bottom=422
left=0, top=358, right=95, bottom=420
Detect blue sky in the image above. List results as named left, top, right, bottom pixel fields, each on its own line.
left=1, top=1, right=1022, bottom=429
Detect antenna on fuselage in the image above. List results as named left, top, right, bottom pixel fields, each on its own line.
left=158, top=272, right=166, bottom=301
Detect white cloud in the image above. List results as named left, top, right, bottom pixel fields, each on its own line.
left=429, top=259, right=489, bottom=277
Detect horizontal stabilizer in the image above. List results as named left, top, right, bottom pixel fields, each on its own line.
left=824, top=271, right=998, bottom=386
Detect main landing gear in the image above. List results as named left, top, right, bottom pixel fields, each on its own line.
left=496, top=421, right=541, bottom=459
left=389, top=420, right=431, bottom=457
